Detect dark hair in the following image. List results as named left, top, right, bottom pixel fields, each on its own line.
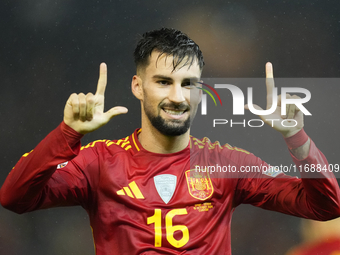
left=134, top=28, right=205, bottom=73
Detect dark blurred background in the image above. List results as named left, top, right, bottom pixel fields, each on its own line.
left=0, top=0, right=339, bottom=254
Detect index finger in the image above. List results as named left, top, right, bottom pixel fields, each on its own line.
left=265, top=62, right=275, bottom=109
left=95, top=63, right=107, bottom=96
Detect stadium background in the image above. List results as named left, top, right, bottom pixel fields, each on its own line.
left=0, top=1, right=340, bottom=254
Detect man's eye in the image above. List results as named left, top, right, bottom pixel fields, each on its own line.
left=158, top=80, right=170, bottom=85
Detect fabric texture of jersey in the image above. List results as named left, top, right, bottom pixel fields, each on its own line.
left=1, top=122, right=340, bottom=255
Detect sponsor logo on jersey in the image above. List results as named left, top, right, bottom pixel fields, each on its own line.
left=153, top=174, right=177, bottom=204
left=116, top=181, right=145, bottom=199
left=185, top=170, right=214, bottom=200
left=57, top=161, right=68, bottom=169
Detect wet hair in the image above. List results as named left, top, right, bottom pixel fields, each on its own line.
left=134, top=28, right=205, bottom=73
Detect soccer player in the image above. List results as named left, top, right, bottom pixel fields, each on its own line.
left=0, top=28, right=339, bottom=255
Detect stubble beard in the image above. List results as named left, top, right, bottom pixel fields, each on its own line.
left=143, top=93, right=196, bottom=137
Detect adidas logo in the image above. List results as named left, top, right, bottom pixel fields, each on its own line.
left=116, top=181, right=145, bottom=199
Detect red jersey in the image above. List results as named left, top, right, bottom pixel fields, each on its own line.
left=287, top=238, right=340, bottom=255
left=1, top=122, right=340, bottom=255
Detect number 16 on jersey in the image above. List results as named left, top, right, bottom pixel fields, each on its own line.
left=147, top=208, right=189, bottom=248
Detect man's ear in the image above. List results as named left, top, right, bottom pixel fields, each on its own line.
left=131, top=75, right=143, bottom=100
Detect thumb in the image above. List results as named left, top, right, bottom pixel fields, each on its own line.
left=104, top=106, right=128, bottom=120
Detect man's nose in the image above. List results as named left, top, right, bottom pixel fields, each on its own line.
left=168, top=84, right=186, bottom=103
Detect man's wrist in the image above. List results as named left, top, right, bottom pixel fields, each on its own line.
left=60, top=121, right=84, bottom=147
left=284, top=128, right=309, bottom=150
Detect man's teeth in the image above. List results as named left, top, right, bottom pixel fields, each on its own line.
left=164, top=109, right=185, bottom=115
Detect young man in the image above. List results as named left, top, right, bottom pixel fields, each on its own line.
left=1, top=28, right=339, bottom=255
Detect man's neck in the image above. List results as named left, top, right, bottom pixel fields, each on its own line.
left=138, top=125, right=190, bottom=154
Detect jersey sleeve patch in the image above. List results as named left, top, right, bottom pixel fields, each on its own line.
left=57, top=161, right=68, bottom=169
left=262, top=165, right=283, bottom=177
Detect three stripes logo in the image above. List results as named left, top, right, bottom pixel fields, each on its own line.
left=117, top=181, right=145, bottom=199
left=196, top=82, right=222, bottom=115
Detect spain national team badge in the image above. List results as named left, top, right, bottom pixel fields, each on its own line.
left=185, top=170, right=214, bottom=200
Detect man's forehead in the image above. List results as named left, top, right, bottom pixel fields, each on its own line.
left=146, top=51, right=201, bottom=75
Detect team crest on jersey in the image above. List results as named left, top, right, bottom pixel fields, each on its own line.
left=154, top=174, right=177, bottom=204
left=57, top=161, right=68, bottom=169
left=185, top=170, right=214, bottom=200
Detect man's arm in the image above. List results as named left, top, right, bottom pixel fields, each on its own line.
left=0, top=63, right=127, bottom=213
left=236, top=63, right=340, bottom=219
left=0, top=122, right=86, bottom=213
left=289, top=139, right=310, bottom=160
left=232, top=136, right=340, bottom=220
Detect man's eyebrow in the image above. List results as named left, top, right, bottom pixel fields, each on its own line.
left=152, top=75, right=173, bottom=81
left=183, top=77, right=200, bottom=82
left=152, top=75, right=200, bottom=82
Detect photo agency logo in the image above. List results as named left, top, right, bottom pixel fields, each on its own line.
left=196, top=81, right=312, bottom=128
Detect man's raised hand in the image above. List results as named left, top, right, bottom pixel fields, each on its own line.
left=64, top=63, right=128, bottom=134
left=245, top=62, right=304, bottom=138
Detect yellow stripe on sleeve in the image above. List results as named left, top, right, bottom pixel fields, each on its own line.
left=22, top=150, right=33, bottom=157
left=124, top=145, right=131, bottom=151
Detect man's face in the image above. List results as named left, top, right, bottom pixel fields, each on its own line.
left=138, top=51, right=202, bottom=136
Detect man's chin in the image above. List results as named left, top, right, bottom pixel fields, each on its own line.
left=153, top=119, right=190, bottom=136
left=157, top=124, right=189, bottom=137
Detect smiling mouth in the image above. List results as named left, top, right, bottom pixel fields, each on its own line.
left=161, top=107, right=189, bottom=120
left=163, top=109, right=187, bottom=115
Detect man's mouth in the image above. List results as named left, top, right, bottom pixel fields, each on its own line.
left=161, top=107, right=188, bottom=119
left=163, top=109, right=186, bottom=115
